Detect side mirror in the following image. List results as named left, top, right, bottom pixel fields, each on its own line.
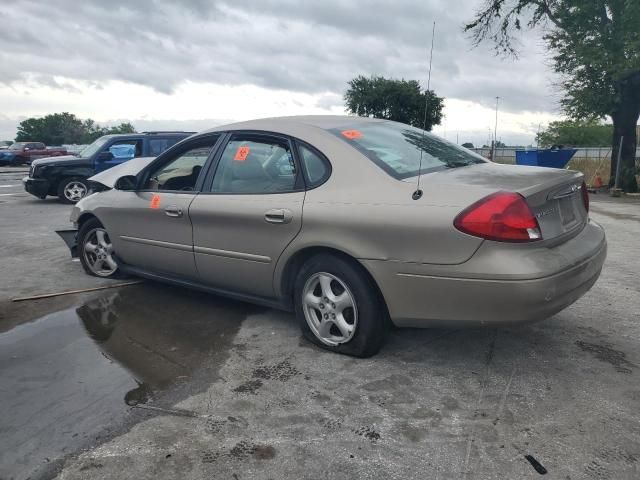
left=114, top=175, right=137, bottom=191
left=24, top=147, right=30, bottom=151
left=97, top=151, right=113, bottom=161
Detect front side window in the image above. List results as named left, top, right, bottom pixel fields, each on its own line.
left=107, top=140, right=142, bottom=159
left=328, top=121, right=486, bottom=179
left=143, top=137, right=218, bottom=191
left=211, top=136, right=297, bottom=194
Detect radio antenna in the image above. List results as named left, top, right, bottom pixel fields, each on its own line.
left=413, top=20, right=436, bottom=201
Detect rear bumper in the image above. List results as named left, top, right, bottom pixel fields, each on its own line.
left=363, top=221, right=607, bottom=327
left=23, top=176, right=50, bottom=198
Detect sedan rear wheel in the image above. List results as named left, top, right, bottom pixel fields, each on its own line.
left=302, top=272, right=358, bottom=346
left=78, top=219, right=121, bottom=278
left=294, top=254, right=388, bottom=357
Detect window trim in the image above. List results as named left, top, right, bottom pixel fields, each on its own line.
left=293, top=140, right=332, bottom=190
left=135, top=133, right=223, bottom=193
left=200, top=131, right=305, bottom=195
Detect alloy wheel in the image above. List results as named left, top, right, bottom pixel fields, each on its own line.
left=64, top=181, right=87, bottom=202
left=82, top=228, right=117, bottom=277
left=301, top=272, right=358, bottom=346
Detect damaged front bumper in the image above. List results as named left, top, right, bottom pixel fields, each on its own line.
left=56, top=229, right=79, bottom=258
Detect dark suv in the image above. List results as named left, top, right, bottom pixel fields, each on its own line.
left=23, top=131, right=194, bottom=203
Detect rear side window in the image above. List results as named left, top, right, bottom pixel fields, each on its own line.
left=298, top=143, right=330, bottom=187
left=210, top=136, right=299, bottom=194
left=327, top=121, right=486, bottom=179
left=149, top=137, right=181, bottom=156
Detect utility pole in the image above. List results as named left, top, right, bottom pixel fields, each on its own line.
left=492, top=96, right=500, bottom=161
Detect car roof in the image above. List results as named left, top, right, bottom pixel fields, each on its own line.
left=101, top=131, right=195, bottom=139
left=200, top=115, right=389, bottom=135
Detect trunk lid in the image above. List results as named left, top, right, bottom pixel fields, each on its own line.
left=420, top=163, right=588, bottom=241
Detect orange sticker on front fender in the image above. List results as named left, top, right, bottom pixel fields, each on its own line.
left=150, top=194, right=161, bottom=209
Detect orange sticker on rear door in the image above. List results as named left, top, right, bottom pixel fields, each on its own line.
left=150, top=194, right=161, bottom=209
left=341, top=130, right=362, bottom=139
left=234, top=146, right=250, bottom=161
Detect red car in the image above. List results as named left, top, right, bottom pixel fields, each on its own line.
left=0, top=142, right=68, bottom=165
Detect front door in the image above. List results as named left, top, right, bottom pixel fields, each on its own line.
left=189, top=133, right=305, bottom=298
left=103, top=135, right=221, bottom=279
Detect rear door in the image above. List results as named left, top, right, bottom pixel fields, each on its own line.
left=102, top=134, right=222, bottom=279
left=189, top=132, right=305, bottom=298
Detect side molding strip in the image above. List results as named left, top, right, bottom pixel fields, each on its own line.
left=194, top=246, right=271, bottom=264
left=120, top=235, right=193, bottom=252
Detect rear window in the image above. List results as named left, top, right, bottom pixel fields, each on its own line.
left=328, top=121, right=486, bottom=179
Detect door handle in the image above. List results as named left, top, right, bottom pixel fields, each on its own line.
left=164, top=205, right=183, bottom=217
left=264, top=208, right=292, bottom=224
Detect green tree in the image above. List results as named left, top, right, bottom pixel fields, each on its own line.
left=536, top=119, right=614, bottom=147
left=344, top=75, right=444, bottom=130
left=465, top=0, right=640, bottom=192
left=16, top=112, right=85, bottom=144
left=462, top=142, right=475, bottom=149
left=15, top=113, right=137, bottom=145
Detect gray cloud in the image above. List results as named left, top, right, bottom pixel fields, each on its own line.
left=0, top=0, right=559, bottom=114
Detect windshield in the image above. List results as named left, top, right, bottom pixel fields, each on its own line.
left=79, top=136, right=110, bottom=158
left=9, top=142, right=26, bottom=150
left=328, top=121, right=486, bottom=179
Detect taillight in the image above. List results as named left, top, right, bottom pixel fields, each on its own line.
left=581, top=181, right=589, bottom=213
left=454, top=191, right=542, bottom=242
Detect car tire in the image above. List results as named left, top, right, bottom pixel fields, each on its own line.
left=78, top=218, right=123, bottom=279
left=294, top=253, right=388, bottom=357
left=58, top=177, right=89, bottom=204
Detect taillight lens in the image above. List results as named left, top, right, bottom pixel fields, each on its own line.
left=581, top=181, right=589, bottom=213
left=454, top=191, right=542, bottom=242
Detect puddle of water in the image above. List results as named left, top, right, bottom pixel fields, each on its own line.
left=0, top=284, right=258, bottom=480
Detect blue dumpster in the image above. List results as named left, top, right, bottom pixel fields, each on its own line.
left=515, top=148, right=577, bottom=169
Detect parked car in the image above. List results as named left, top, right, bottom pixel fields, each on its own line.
left=23, top=131, right=194, bottom=203
left=0, top=142, right=68, bottom=165
left=61, top=116, right=606, bottom=357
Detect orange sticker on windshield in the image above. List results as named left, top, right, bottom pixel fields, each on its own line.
left=341, top=130, right=362, bottom=140
left=234, top=146, right=250, bottom=161
left=150, top=194, right=161, bottom=209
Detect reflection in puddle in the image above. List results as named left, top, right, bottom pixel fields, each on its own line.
left=0, top=284, right=260, bottom=480
left=75, top=285, right=259, bottom=405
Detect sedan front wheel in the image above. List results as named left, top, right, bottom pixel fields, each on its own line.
left=78, top=219, right=121, bottom=278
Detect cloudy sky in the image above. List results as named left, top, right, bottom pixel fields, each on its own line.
left=0, top=0, right=564, bottom=145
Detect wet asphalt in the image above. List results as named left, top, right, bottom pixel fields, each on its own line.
left=1, top=166, right=639, bottom=479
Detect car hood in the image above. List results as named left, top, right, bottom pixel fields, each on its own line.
left=32, top=155, right=86, bottom=166
left=89, top=156, right=155, bottom=188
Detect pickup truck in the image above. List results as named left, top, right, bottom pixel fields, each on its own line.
left=23, top=131, right=194, bottom=203
left=0, top=142, right=68, bottom=165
